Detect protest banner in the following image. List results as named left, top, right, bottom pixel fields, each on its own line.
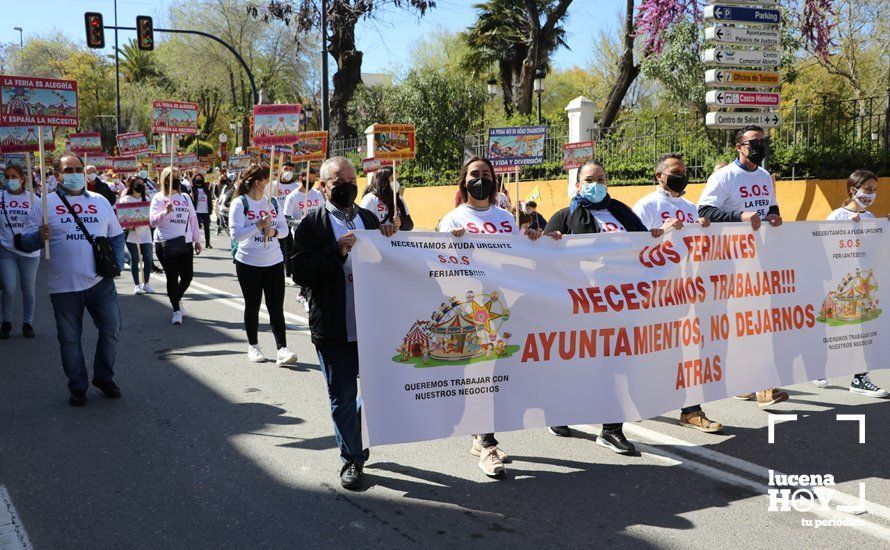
left=352, top=221, right=889, bottom=447
left=292, top=131, right=328, bottom=162
left=562, top=141, right=595, bottom=171
left=116, top=201, right=151, bottom=230
left=487, top=126, right=547, bottom=169
left=116, top=131, right=150, bottom=155
left=3, top=153, right=32, bottom=168
left=176, top=153, right=199, bottom=169
left=0, top=75, right=79, bottom=127
left=252, top=104, right=301, bottom=147
left=91, top=153, right=112, bottom=170
left=360, top=157, right=393, bottom=174
left=227, top=154, right=252, bottom=172
left=372, top=124, right=415, bottom=161
left=112, top=156, right=139, bottom=174
left=68, top=132, right=102, bottom=154
left=151, top=100, right=199, bottom=135
left=0, top=126, right=54, bottom=153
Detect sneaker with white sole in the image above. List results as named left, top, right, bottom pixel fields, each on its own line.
left=134, top=284, right=144, bottom=295
left=478, top=446, right=505, bottom=477
left=248, top=345, right=266, bottom=363
left=850, top=374, right=889, bottom=398
left=171, top=311, right=183, bottom=325
left=178, top=302, right=188, bottom=317
left=276, top=347, right=298, bottom=366
left=812, top=379, right=829, bottom=388
left=597, top=425, right=635, bottom=454
left=142, top=283, right=155, bottom=294
left=470, top=436, right=509, bottom=463
left=298, top=296, right=309, bottom=312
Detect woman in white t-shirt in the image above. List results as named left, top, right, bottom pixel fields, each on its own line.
left=438, top=156, right=556, bottom=479
left=190, top=173, right=213, bottom=249
left=118, top=175, right=154, bottom=295
left=813, top=169, right=888, bottom=398
left=229, top=164, right=298, bottom=366
left=150, top=166, right=203, bottom=325
left=0, top=164, right=40, bottom=339
left=359, top=167, right=413, bottom=230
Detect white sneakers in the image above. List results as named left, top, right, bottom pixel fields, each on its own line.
left=171, top=311, right=183, bottom=325
left=812, top=379, right=829, bottom=388
left=247, top=345, right=298, bottom=365
left=276, top=347, right=299, bottom=366
left=248, top=345, right=266, bottom=363
left=178, top=302, right=188, bottom=317
left=297, top=296, right=310, bottom=312
left=142, top=283, right=155, bottom=294
left=134, top=285, right=144, bottom=295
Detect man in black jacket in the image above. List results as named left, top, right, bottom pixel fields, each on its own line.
left=291, top=156, right=397, bottom=490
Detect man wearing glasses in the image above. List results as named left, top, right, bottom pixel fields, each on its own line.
left=17, top=153, right=126, bottom=407
left=697, top=125, right=789, bottom=407
left=290, top=156, right=397, bottom=490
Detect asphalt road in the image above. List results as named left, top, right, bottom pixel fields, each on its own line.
left=1, top=237, right=888, bottom=549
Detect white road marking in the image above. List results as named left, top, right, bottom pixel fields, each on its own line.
left=0, top=486, right=33, bottom=550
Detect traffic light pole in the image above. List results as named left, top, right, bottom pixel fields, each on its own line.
left=104, top=24, right=260, bottom=108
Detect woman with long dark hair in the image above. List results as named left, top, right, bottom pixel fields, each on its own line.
left=118, top=175, right=154, bottom=295
left=190, top=173, right=213, bottom=248
left=150, top=166, right=202, bottom=325
left=229, top=164, right=298, bottom=366
left=438, top=156, right=557, bottom=479
left=359, top=167, right=413, bottom=230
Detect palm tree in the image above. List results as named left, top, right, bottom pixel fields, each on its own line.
left=115, top=39, right=161, bottom=83
left=462, top=0, right=570, bottom=116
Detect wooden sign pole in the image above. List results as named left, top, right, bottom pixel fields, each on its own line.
left=302, top=160, right=310, bottom=218
left=168, top=133, right=175, bottom=197
left=392, top=161, right=398, bottom=225
left=25, top=153, right=34, bottom=207
left=513, top=165, right=520, bottom=221
left=36, top=127, right=50, bottom=259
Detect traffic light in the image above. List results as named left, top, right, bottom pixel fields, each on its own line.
left=84, top=12, right=105, bottom=49
left=136, top=16, right=154, bottom=51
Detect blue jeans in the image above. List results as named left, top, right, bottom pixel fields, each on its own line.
left=0, top=245, right=40, bottom=324
left=49, top=278, right=121, bottom=392
left=316, top=342, right=365, bottom=465
left=126, top=242, right=153, bottom=286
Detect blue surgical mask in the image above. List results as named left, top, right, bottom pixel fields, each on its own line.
left=139, top=170, right=149, bottom=179
left=60, top=172, right=86, bottom=192
left=580, top=182, right=607, bottom=203
left=5, top=178, right=22, bottom=192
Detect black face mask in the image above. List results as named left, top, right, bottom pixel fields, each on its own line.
left=134, top=184, right=145, bottom=194
left=466, top=177, right=495, bottom=201
left=329, top=183, right=357, bottom=209
left=664, top=173, right=689, bottom=194
left=744, top=139, right=767, bottom=166
left=194, top=180, right=204, bottom=187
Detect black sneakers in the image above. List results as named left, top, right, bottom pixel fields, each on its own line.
left=92, top=379, right=122, bottom=399
left=0, top=322, right=10, bottom=340
left=850, top=374, right=889, bottom=398
left=548, top=425, right=573, bottom=437
left=69, top=391, right=87, bottom=407
left=597, top=424, right=636, bottom=454
left=340, top=461, right=363, bottom=489
left=22, top=323, right=35, bottom=338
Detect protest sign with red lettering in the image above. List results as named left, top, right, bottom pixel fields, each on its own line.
left=252, top=104, right=301, bottom=147
left=360, top=157, right=393, bottom=174
left=176, top=153, right=199, bottom=169
left=562, top=141, right=595, bottom=171
left=91, top=153, right=112, bottom=170
left=353, top=221, right=889, bottom=446
left=68, top=132, right=102, bottom=154
left=292, top=131, right=328, bottom=162
left=151, top=100, right=199, bottom=135
left=0, top=75, right=78, bottom=127
left=372, top=124, right=415, bottom=161
left=116, top=201, right=151, bottom=230
left=0, top=126, right=54, bottom=153
left=112, top=156, right=139, bottom=174
left=116, top=132, right=150, bottom=155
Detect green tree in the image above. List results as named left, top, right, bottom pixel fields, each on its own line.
left=116, top=38, right=163, bottom=84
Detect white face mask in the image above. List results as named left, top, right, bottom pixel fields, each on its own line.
left=86, top=172, right=98, bottom=182
left=281, top=170, right=293, bottom=181
left=390, top=180, right=400, bottom=194
left=853, top=189, right=876, bottom=208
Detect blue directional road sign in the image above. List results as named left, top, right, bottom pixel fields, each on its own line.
left=704, top=5, right=781, bottom=25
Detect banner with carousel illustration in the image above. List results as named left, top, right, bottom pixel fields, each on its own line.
left=352, top=220, right=889, bottom=446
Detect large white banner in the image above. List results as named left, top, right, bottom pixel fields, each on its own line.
left=352, top=220, right=889, bottom=447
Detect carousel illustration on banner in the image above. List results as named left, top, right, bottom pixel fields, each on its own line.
left=395, top=291, right=519, bottom=367
left=818, top=269, right=881, bottom=326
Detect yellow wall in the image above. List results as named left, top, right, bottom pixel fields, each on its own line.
left=402, top=177, right=890, bottom=230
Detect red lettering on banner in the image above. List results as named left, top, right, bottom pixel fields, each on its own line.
left=675, top=355, right=723, bottom=389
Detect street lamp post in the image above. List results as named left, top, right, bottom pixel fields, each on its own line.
left=534, top=70, right=545, bottom=125
left=487, top=78, right=498, bottom=100
left=13, top=27, right=23, bottom=48
left=304, top=105, right=314, bottom=131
